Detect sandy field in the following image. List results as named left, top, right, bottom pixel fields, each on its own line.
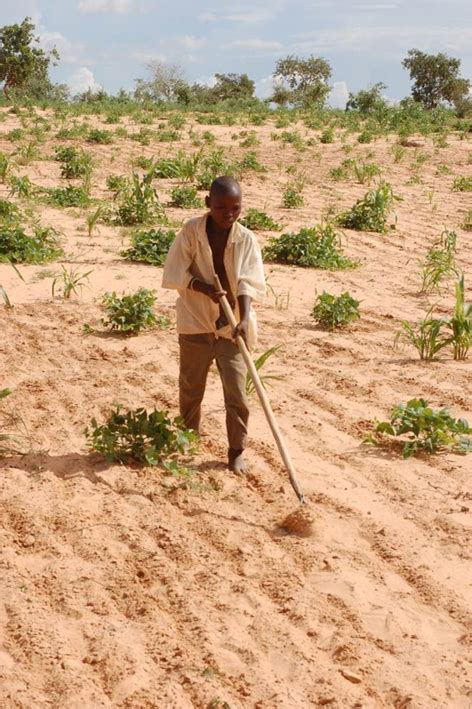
left=0, top=106, right=471, bottom=708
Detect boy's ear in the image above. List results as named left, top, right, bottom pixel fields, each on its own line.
left=205, top=195, right=210, bottom=208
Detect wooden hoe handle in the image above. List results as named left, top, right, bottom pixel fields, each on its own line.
left=214, top=275, right=305, bottom=504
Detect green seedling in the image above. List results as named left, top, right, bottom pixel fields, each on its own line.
left=395, top=307, right=451, bottom=360
left=85, top=405, right=197, bottom=465
left=239, top=209, right=281, bottom=231
left=246, top=345, right=283, bottom=395
left=170, top=185, right=203, bottom=209
left=52, top=266, right=92, bottom=299
left=263, top=223, right=357, bottom=270
left=420, top=230, right=460, bottom=293
left=311, top=291, right=360, bottom=329
left=337, top=182, right=401, bottom=233
left=121, top=228, right=176, bottom=265
left=101, top=288, right=158, bottom=333
left=366, top=398, right=472, bottom=458
left=447, top=276, right=471, bottom=360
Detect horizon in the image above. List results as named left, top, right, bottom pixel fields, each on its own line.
left=1, top=0, right=471, bottom=107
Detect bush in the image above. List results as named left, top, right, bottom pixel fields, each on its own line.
left=101, top=288, right=158, bottom=333
left=54, top=146, right=92, bottom=178
left=452, top=176, right=472, bottom=192
left=121, top=228, right=176, bottom=265
left=366, top=398, right=472, bottom=458
left=311, top=291, right=360, bottom=329
left=114, top=171, right=165, bottom=225
left=45, top=185, right=90, bottom=207
left=85, top=405, right=197, bottom=465
left=0, top=222, right=62, bottom=264
left=87, top=128, right=113, bottom=144
left=170, top=185, right=203, bottom=208
left=239, top=209, right=281, bottom=231
left=337, top=183, right=400, bottom=233
left=263, top=223, right=357, bottom=269
left=282, top=186, right=304, bottom=208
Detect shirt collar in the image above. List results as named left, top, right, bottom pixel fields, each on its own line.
left=198, top=213, right=244, bottom=244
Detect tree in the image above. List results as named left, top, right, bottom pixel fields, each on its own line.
left=272, top=55, right=331, bottom=107
left=402, top=49, right=470, bottom=110
left=134, top=60, right=188, bottom=103
left=211, top=73, right=255, bottom=102
left=346, top=82, right=387, bottom=113
left=0, top=17, right=59, bottom=100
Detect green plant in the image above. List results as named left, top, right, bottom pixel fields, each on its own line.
left=86, top=205, right=107, bottom=237
left=320, top=126, right=335, bottom=144
left=121, top=228, right=176, bottom=265
left=353, top=160, right=381, bottom=184
left=0, top=151, right=14, bottom=182
left=395, top=307, right=451, bottom=360
left=0, top=221, right=62, bottom=264
left=420, top=230, right=460, bottom=293
left=101, top=288, right=157, bottom=333
left=237, top=150, right=266, bottom=174
left=55, top=146, right=92, bottom=179
left=8, top=175, right=34, bottom=198
left=239, top=209, right=281, bottom=231
left=170, top=185, right=202, bottom=208
left=155, top=129, right=180, bottom=142
left=44, top=184, right=90, bottom=208
left=246, top=345, right=282, bottom=395
left=87, top=128, right=113, bottom=144
left=52, top=265, right=92, bottom=299
left=357, top=130, right=373, bottom=144
left=311, top=291, right=360, bottom=329
left=114, top=170, right=165, bottom=225
left=263, top=223, right=357, bottom=269
left=447, top=276, right=471, bottom=360
left=391, top=144, right=405, bottom=163
left=85, top=405, right=197, bottom=465
left=282, top=186, right=304, bottom=209
left=366, top=398, right=472, bottom=458
left=106, top=174, right=127, bottom=192
left=337, top=182, right=400, bottom=233
left=239, top=130, right=259, bottom=147
left=452, top=176, right=472, bottom=192
left=329, top=159, right=355, bottom=181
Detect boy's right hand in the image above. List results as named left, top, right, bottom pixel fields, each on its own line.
left=192, top=279, right=226, bottom=303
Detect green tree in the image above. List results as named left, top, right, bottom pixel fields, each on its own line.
left=273, top=55, right=332, bottom=107
left=346, top=82, right=387, bottom=113
left=402, top=49, right=470, bottom=109
left=211, top=73, right=255, bottom=102
left=0, top=17, right=59, bottom=100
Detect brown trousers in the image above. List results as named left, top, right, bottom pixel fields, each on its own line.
left=178, top=333, right=249, bottom=451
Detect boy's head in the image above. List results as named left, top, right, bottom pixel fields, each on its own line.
left=206, top=176, right=242, bottom=230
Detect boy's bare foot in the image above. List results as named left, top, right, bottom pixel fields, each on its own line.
left=228, top=448, right=247, bottom=475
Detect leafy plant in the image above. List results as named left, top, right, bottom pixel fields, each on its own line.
left=114, top=170, right=165, bottom=225
left=55, top=146, right=92, bottom=179
left=391, top=144, right=405, bottom=163
left=87, top=128, right=113, bottom=144
left=452, top=176, right=472, bottom=192
left=8, top=175, right=34, bottom=198
left=44, top=184, right=90, bottom=208
left=337, top=182, right=400, bottom=233
left=263, top=223, right=357, bottom=269
left=121, top=228, right=176, bottom=265
left=0, top=151, right=14, bottom=182
left=282, top=186, right=304, bottom=209
left=86, top=205, right=107, bottom=237
left=101, top=288, right=157, bottom=333
left=320, top=126, right=335, bottom=144
left=447, top=276, right=471, bottom=360
left=353, top=160, right=381, bottom=184
left=170, top=185, right=202, bottom=208
left=420, top=229, right=460, bottom=293
left=239, top=209, right=281, bottom=231
left=366, top=398, right=472, bottom=458
left=246, top=345, right=282, bottom=395
left=311, top=291, right=360, bottom=329
left=106, top=174, right=128, bottom=192
left=85, top=405, right=197, bottom=465
left=0, top=220, right=62, bottom=264
left=395, top=307, right=451, bottom=360
left=52, top=266, right=92, bottom=299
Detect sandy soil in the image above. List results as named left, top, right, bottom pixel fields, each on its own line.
left=0, top=107, right=471, bottom=708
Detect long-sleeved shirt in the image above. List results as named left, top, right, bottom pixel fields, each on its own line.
left=162, top=213, right=265, bottom=347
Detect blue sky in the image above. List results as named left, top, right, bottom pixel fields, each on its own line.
left=2, top=0, right=471, bottom=106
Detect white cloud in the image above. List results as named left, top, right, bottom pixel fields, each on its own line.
left=198, top=12, right=217, bottom=22
left=133, top=51, right=168, bottom=64
left=38, top=30, right=91, bottom=65
left=255, top=74, right=277, bottom=99
left=328, top=81, right=349, bottom=108
left=227, top=39, right=283, bottom=51
left=196, top=75, right=218, bottom=88
left=78, top=0, right=132, bottom=13
left=67, top=67, right=102, bottom=94
left=179, top=35, right=207, bottom=49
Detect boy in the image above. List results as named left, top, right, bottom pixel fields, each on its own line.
left=162, top=176, right=265, bottom=474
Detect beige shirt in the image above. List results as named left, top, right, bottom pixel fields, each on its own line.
left=162, top=214, right=265, bottom=347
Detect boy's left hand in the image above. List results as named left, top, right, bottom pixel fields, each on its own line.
left=233, top=318, right=249, bottom=347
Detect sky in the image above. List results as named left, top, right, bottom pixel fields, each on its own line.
left=2, top=0, right=471, bottom=107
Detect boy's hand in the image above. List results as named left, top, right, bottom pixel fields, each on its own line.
left=192, top=280, right=226, bottom=303
left=233, top=318, right=249, bottom=346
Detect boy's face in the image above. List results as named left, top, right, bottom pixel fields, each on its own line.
left=206, top=191, right=242, bottom=231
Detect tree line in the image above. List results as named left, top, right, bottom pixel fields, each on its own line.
left=1, top=17, right=471, bottom=115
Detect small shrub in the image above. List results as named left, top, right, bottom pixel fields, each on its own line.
left=114, top=171, right=165, bottom=226
left=106, top=174, right=128, bottom=192
left=357, top=130, right=373, bottom=144
left=239, top=209, right=281, bottom=231
left=239, top=130, right=259, bottom=147
left=8, top=175, right=34, bottom=198
left=45, top=185, right=90, bottom=208
left=85, top=405, right=197, bottom=465
left=282, top=187, right=304, bottom=209
left=87, top=128, right=113, bottom=144
left=101, top=288, right=157, bottom=333
left=0, top=222, right=62, bottom=264
left=452, top=176, right=472, bottom=192
left=263, top=223, right=357, bottom=269
left=121, top=228, right=176, bottom=265
left=337, top=183, right=400, bottom=233
left=155, top=129, right=180, bottom=142
left=329, top=159, right=355, bottom=181
left=170, top=185, right=203, bottom=208
left=237, top=151, right=266, bottom=174
left=311, top=291, right=360, bottom=329
left=319, top=127, right=335, bottom=144
left=366, top=398, right=472, bottom=458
